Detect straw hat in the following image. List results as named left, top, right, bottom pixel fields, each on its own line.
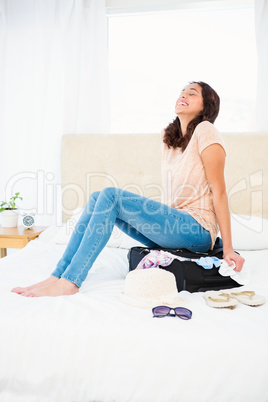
left=121, top=268, right=185, bottom=309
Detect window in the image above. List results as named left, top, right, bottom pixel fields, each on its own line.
left=108, top=5, right=257, bottom=133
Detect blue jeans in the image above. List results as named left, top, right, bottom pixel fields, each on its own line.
left=51, top=187, right=211, bottom=287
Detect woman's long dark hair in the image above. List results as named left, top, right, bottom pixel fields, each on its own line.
left=163, top=81, right=220, bottom=151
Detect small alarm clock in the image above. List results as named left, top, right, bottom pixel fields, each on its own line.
left=22, top=213, right=35, bottom=229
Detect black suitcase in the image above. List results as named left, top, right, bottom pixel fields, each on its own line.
left=127, top=243, right=241, bottom=293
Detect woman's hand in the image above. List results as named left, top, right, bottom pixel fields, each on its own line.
left=223, top=250, right=245, bottom=272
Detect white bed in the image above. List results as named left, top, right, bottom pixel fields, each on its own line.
left=0, top=133, right=268, bottom=402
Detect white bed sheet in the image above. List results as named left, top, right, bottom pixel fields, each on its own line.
left=0, top=230, right=268, bottom=402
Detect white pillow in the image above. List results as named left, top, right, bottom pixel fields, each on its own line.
left=53, top=208, right=83, bottom=245
left=231, top=214, right=268, bottom=250
left=106, top=226, right=144, bottom=249
left=52, top=208, right=144, bottom=249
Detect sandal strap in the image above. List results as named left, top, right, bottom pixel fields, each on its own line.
left=208, top=293, right=231, bottom=303
left=231, top=291, right=255, bottom=299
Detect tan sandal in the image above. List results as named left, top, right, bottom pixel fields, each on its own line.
left=204, top=291, right=238, bottom=309
left=230, top=291, right=265, bottom=306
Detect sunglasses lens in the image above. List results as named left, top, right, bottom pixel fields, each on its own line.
left=152, top=306, right=170, bottom=317
left=174, top=307, right=192, bottom=320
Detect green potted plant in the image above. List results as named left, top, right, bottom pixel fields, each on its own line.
left=0, top=192, right=23, bottom=228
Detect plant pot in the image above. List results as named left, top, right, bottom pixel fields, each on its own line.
left=0, top=209, right=19, bottom=228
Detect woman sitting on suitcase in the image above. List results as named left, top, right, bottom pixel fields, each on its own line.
left=12, top=81, right=245, bottom=297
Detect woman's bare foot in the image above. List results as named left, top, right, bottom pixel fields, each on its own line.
left=11, top=276, right=59, bottom=294
left=20, top=278, right=79, bottom=297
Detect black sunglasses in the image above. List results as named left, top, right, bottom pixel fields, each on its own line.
left=152, top=306, right=192, bottom=320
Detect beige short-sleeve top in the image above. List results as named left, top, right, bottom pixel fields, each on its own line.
left=161, top=120, right=226, bottom=248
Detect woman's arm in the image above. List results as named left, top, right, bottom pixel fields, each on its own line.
left=201, top=143, right=245, bottom=271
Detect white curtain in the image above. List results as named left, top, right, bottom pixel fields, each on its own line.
left=255, top=0, right=268, bottom=131
left=0, top=0, right=109, bottom=226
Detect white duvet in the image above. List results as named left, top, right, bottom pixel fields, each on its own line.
left=0, top=228, right=268, bottom=402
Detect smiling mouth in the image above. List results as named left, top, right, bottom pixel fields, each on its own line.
left=177, top=102, right=188, bottom=106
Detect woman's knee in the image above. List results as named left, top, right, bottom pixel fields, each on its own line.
left=90, top=190, right=101, bottom=202
left=86, top=188, right=118, bottom=211
left=87, top=187, right=119, bottom=208
left=84, top=191, right=100, bottom=213
left=99, top=187, right=119, bottom=199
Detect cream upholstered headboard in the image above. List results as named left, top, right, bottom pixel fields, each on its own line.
left=61, top=133, right=268, bottom=222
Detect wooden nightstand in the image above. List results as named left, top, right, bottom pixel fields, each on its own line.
left=0, top=226, right=48, bottom=258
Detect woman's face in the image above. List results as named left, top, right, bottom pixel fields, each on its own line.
left=175, top=83, right=204, bottom=120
